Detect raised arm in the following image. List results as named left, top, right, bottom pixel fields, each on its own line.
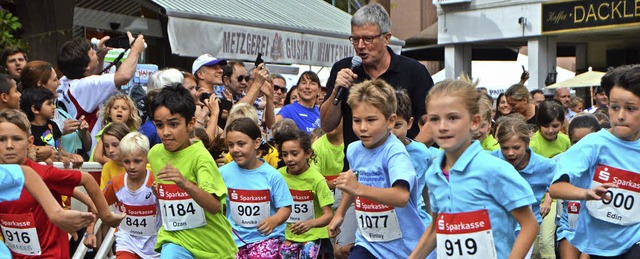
left=113, top=32, right=145, bottom=87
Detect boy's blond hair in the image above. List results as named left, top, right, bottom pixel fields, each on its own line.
left=119, top=132, right=150, bottom=157
left=347, top=79, right=396, bottom=119
left=0, top=109, right=31, bottom=135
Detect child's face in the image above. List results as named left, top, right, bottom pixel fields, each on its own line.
left=36, top=99, right=56, bottom=120
left=352, top=103, right=396, bottom=149
left=472, top=119, right=491, bottom=141
left=153, top=106, right=194, bottom=152
left=110, top=99, right=131, bottom=124
left=540, top=118, right=562, bottom=141
left=570, top=127, right=593, bottom=145
left=391, top=117, right=413, bottom=142
left=281, top=140, right=311, bottom=175
left=103, top=134, right=121, bottom=161
left=2, top=80, right=21, bottom=109
left=500, top=135, right=528, bottom=169
left=427, top=95, right=481, bottom=155
left=609, top=86, right=640, bottom=141
left=0, top=122, right=31, bottom=165
left=226, top=130, right=261, bottom=169
left=570, top=102, right=583, bottom=113
left=120, top=150, right=148, bottom=180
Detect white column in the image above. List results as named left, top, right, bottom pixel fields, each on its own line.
left=444, top=44, right=472, bottom=80
left=528, top=36, right=557, bottom=90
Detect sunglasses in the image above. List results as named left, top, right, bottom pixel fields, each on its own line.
left=237, top=75, right=251, bottom=82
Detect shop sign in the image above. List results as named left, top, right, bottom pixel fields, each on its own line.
left=543, top=0, right=640, bottom=33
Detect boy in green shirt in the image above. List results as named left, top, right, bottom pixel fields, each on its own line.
left=148, top=84, right=237, bottom=258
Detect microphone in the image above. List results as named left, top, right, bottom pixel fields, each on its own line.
left=333, top=56, right=362, bottom=105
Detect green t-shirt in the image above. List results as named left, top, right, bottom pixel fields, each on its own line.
left=278, top=166, right=334, bottom=242
left=529, top=131, right=571, bottom=158
left=480, top=134, right=500, bottom=151
left=311, top=134, right=344, bottom=180
left=148, top=140, right=237, bottom=258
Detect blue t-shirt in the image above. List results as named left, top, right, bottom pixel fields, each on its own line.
left=138, top=119, right=161, bottom=148
left=220, top=160, right=293, bottom=246
left=427, top=141, right=536, bottom=258
left=0, top=164, right=25, bottom=258
left=346, top=134, right=426, bottom=258
left=490, top=148, right=556, bottom=224
left=552, top=129, right=640, bottom=256
left=405, top=139, right=433, bottom=225
left=277, top=102, right=320, bottom=134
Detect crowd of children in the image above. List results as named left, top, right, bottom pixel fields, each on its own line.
left=2, top=25, right=640, bottom=259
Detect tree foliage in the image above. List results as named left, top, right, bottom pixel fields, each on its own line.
left=0, top=8, right=26, bottom=50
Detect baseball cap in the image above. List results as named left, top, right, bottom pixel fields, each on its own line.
left=192, top=54, right=227, bottom=74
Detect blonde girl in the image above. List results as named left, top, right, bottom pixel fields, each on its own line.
left=92, top=94, right=141, bottom=164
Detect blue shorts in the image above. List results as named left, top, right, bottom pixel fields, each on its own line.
left=348, top=245, right=376, bottom=259
left=160, top=243, right=194, bottom=259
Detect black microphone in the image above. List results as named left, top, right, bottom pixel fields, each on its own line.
left=333, top=56, right=362, bottom=105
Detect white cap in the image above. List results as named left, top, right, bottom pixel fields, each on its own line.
left=192, top=54, right=227, bottom=74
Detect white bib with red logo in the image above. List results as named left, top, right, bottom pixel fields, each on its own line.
left=586, top=165, right=640, bottom=226
left=117, top=203, right=158, bottom=236
left=0, top=213, right=42, bottom=255
left=567, top=201, right=580, bottom=229
left=354, top=197, right=402, bottom=242
left=229, top=189, right=271, bottom=227
left=435, top=210, right=497, bottom=259
left=157, top=184, right=206, bottom=231
left=287, top=189, right=315, bottom=223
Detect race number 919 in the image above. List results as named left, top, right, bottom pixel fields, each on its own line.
left=445, top=238, right=477, bottom=256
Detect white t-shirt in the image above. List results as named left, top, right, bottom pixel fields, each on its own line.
left=57, top=74, right=118, bottom=149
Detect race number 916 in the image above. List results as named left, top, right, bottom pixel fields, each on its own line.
left=4, top=230, right=30, bottom=244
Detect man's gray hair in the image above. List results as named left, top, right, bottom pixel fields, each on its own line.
left=351, top=3, right=391, bottom=34
left=147, top=68, right=184, bottom=90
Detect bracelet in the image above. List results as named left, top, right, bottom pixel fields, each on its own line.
left=196, top=119, right=205, bottom=125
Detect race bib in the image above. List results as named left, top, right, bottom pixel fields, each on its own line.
left=567, top=201, right=580, bottom=229
left=0, top=213, right=42, bottom=255
left=229, top=189, right=270, bottom=227
left=157, top=184, right=206, bottom=231
left=117, top=203, right=158, bottom=236
left=287, top=189, right=315, bottom=223
left=354, top=196, right=402, bottom=242
left=436, top=210, right=497, bottom=259
left=586, top=165, right=640, bottom=226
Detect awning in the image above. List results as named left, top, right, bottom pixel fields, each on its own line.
left=150, top=0, right=404, bottom=66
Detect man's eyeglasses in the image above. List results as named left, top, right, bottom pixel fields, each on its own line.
left=348, top=33, right=386, bottom=45
left=237, top=75, right=251, bottom=82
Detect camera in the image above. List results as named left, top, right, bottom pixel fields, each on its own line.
left=200, top=92, right=213, bottom=103
left=104, top=36, right=130, bottom=49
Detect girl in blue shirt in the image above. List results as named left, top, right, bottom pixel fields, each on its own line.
left=550, top=66, right=640, bottom=258
left=492, top=116, right=556, bottom=225
left=220, top=117, right=293, bottom=259
left=410, top=78, right=538, bottom=259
